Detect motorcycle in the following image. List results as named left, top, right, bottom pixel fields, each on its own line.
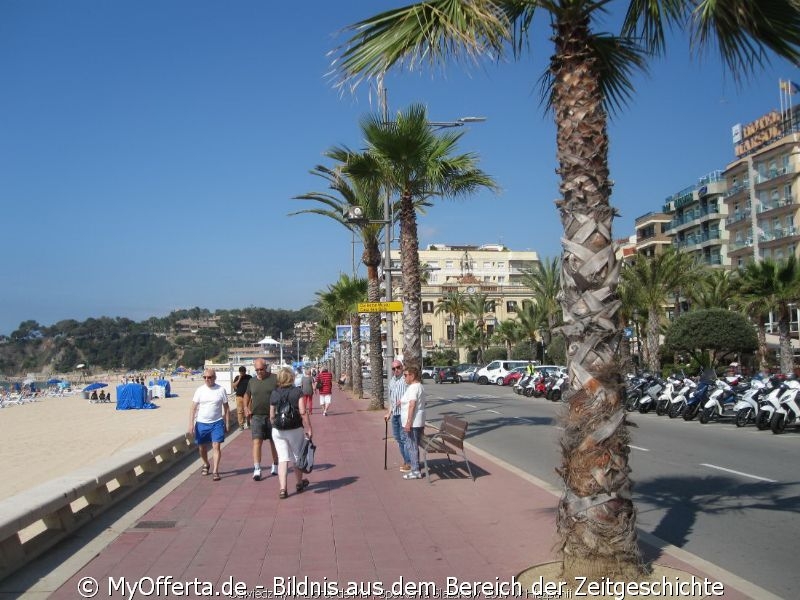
left=733, top=378, right=769, bottom=427
left=637, top=379, right=665, bottom=414
left=668, top=377, right=697, bottom=418
left=771, top=385, right=800, bottom=434
left=683, top=380, right=713, bottom=421
left=546, top=372, right=569, bottom=402
left=700, top=376, right=747, bottom=424
left=756, top=378, right=798, bottom=430
left=654, top=375, right=686, bottom=416
left=624, top=373, right=657, bottom=412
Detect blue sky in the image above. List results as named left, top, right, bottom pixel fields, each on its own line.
left=1, top=1, right=798, bottom=337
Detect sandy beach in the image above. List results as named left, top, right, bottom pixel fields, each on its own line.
left=0, top=376, right=232, bottom=502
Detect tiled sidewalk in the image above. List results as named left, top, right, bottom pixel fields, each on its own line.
left=47, top=388, right=760, bottom=598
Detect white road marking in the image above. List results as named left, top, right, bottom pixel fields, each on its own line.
left=700, top=463, right=777, bottom=483
left=629, top=445, right=650, bottom=452
left=464, top=404, right=477, bottom=408
left=487, top=409, right=501, bottom=414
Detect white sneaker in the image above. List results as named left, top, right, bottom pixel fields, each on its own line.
left=252, top=468, right=261, bottom=481
left=270, top=464, right=278, bottom=476
left=403, top=471, right=422, bottom=480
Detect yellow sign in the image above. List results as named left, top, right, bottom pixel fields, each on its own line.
left=358, top=301, right=404, bottom=313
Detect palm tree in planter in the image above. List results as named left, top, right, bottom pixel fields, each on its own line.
left=435, top=290, right=470, bottom=361
left=332, top=0, right=800, bottom=580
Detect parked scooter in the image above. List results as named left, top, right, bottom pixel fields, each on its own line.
left=546, top=371, right=569, bottom=402
left=637, top=379, right=665, bottom=414
left=668, top=377, right=697, bottom=418
left=733, top=378, right=770, bottom=427
left=699, top=376, right=747, bottom=424
left=624, top=373, right=657, bottom=412
left=756, top=377, right=798, bottom=430
left=654, top=374, right=686, bottom=416
left=683, top=381, right=713, bottom=421
left=771, top=384, right=800, bottom=434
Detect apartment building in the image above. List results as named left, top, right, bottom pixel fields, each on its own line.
left=662, top=171, right=730, bottom=268
left=724, top=109, right=800, bottom=268
left=385, top=244, right=539, bottom=358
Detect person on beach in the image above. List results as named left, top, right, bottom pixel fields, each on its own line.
left=245, top=358, right=279, bottom=481
left=316, top=366, right=333, bottom=416
left=399, top=365, right=426, bottom=480
left=232, top=366, right=251, bottom=431
left=384, top=359, right=411, bottom=472
left=300, top=368, right=314, bottom=416
left=188, top=368, right=230, bottom=482
left=269, top=367, right=313, bottom=499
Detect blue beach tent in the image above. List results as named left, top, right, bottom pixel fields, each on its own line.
left=115, top=383, right=158, bottom=410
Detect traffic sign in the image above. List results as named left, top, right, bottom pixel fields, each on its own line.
left=358, top=301, right=403, bottom=313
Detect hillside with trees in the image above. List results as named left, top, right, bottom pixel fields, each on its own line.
left=0, top=306, right=319, bottom=377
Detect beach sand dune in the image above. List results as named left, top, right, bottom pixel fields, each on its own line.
left=0, top=378, right=229, bottom=502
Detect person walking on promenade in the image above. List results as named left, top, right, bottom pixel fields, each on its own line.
left=245, top=358, right=279, bottom=481
left=400, top=365, right=426, bottom=480
left=232, top=366, right=252, bottom=431
left=316, top=366, right=333, bottom=416
left=300, top=368, right=314, bottom=416
left=384, top=359, right=411, bottom=472
left=270, top=367, right=313, bottom=499
left=188, top=368, right=230, bottom=482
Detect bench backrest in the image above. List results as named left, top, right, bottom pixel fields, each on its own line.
left=441, top=415, right=468, bottom=449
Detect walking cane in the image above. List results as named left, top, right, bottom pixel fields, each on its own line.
left=383, top=417, right=388, bottom=470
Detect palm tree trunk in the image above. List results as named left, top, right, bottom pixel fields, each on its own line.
left=778, top=310, right=794, bottom=375
left=646, top=307, right=660, bottom=374
left=399, top=192, right=422, bottom=367
left=755, top=317, right=768, bottom=374
left=351, top=313, right=363, bottom=397
left=366, top=262, right=384, bottom=409
left=553, top=18, right=641, bottom=580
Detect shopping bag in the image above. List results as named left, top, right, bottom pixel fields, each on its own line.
left=297, top=436, right=316, bottom=474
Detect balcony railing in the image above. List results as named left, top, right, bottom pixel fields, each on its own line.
left=724, top=181, right=750, bottom=198
left=757, top=196, right=795, bottom=213
left=672, top=229, right=722, bottom=249
left=755, top=166, right=792, bottom=184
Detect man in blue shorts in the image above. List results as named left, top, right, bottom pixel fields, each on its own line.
left=188, top=368, right=230, bottom=481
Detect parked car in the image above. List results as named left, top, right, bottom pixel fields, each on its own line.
left=502, top=366, right=528, bottom=386
left=421, top=365, right=438, bottom=379
left=433, top=366, right=460, bottom=384
left=456, top=364, right=479, bottom=382
left=475, top=360, right=530, bottom=385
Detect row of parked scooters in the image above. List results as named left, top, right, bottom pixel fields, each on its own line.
left=623, top=370, right=800, bottom=433
left=512, top=371, right=570, bottom=401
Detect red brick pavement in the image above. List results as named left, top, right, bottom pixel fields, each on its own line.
left=50, top=387, right=758, bottom=599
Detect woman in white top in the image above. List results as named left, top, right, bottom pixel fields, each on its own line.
left=399, top=365, right=425, bottom=480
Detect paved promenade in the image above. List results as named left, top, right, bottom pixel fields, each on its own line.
left=12, top=387, right=773, bottom=598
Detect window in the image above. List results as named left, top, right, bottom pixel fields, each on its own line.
left=506, top=300, right=518, bottom=313
left=423, top=324, right=433, bottom=342
left=445, top=260, right=454, bottom=269
left=497, top=262, right=505, bottom=269
left=422, top=301, right=434, bottom=314
left=486, top=301, right=496, bottom=312
left=446, top=324, right=455, bottom=341
left=428, top=273, right=438, bottom=283
left=428, top=261, right=439, bottom=268
left=497, top=276, right=505, bottom=284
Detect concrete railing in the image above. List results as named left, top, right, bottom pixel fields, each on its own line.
left=0, top=431, right=194, bottom=581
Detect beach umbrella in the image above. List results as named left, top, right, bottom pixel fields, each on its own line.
left=47, top=378, right=62, bottom=385
left=83, top=382, right=108, bottom=392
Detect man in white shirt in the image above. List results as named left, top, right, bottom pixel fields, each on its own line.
left=188, top=368, right=230, bottom=481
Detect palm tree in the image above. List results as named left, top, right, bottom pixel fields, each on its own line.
left=620, top=249, right=703, bottom=374
left=330, top=274, right=369, bottom=397
left=346, top=104, right=497, bottom=368
left=332, top=0, right=800, bottom=579
left=521, top=256, right=561, bottom=335
left=690, top=268, right=739, bottom=310
left=515, top=301, right=548, bottom=361
left=457, top=320, right=484, bottom=364
left=493, top=319, right=523, bottom=359
left=738, top=257, right=800, bottom=375
left=435, top=290, right=470, bottom=361
left=292, top=157, right=387, bottom=409
left=463, top=292, right=493, bottom=364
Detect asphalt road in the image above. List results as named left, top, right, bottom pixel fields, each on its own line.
left=419, top=378, right=800, bottom=599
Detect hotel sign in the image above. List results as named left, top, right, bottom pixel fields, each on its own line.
left=733, top=110, right=782, bottom=157
left=357, top=301, right=403, bottom=313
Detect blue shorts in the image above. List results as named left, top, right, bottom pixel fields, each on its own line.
left=195, top=419, right=225, bottom=445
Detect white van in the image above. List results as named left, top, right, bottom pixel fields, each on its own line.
left=475, top=360, right=530, bottom=385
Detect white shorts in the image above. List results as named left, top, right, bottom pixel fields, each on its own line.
left=271, top=427, right=305, bottom=463
left=320, top=394, right=332, bottom=406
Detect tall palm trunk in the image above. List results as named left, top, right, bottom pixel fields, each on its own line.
left=778, top=306, right=794, bottom=375
left=399, top=191, right=422, bottom=367
left=553, top=18, right=640, bottom=580
left=755, top=316, right=768, bottom=373
left=646, top=306, right=661, bottom=373
left=365, top=258, right=384, bottom=409
left=350, top=313, right=362, bottom=396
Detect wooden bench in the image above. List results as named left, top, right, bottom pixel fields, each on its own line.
left=419, top=415, right=475, bottom=484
